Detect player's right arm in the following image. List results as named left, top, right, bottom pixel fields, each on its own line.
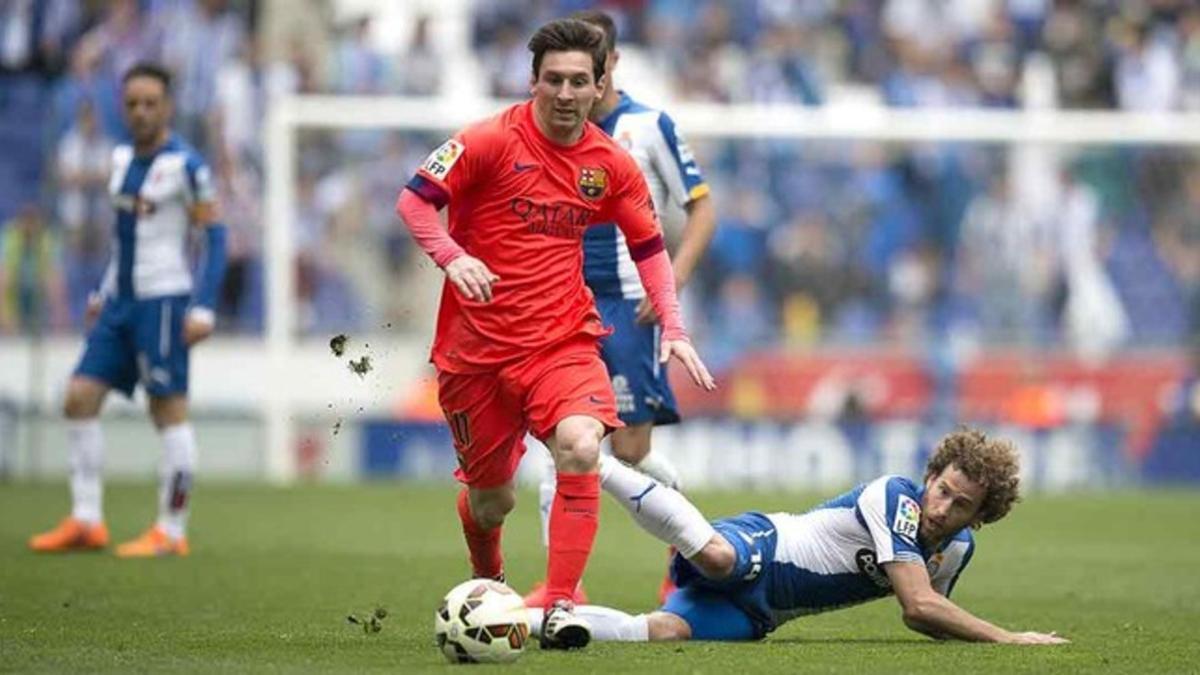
left=395, top=135, right=499, bottom=303
left=885, top=561, right=1066, bottom=644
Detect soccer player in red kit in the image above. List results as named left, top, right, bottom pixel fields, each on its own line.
left=395, top=18, right=715, bottom=650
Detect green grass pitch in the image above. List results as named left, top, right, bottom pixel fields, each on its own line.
left=2, top=482, right=1198, bottom=673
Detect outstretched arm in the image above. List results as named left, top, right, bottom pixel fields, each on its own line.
left=886, top=561, right=1067, bottom=644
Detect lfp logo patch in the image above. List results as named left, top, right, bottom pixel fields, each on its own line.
left=422, top=139, right=464, bottom=180
left=578, top=167, right=607, bottom=200
left=892, top=494, right=920, bottom=541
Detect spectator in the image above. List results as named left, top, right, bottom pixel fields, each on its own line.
left=0, top=204, right=67, bottom=335
left=56, top=101, right=112, bottom=236
left=328, top=14, right=388, bottom=95
left=159, top=0, right=245, bottom=154
left=1113, top=19, right=1182, bottom=111
left=394, top=15, right=442, bottom=96
left=55, top=100, right=113, bottom=326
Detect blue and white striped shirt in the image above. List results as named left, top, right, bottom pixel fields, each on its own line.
left=583, top=91, right=708, bottom=299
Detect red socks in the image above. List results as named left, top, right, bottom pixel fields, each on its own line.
left=457, top=489, right=503, bottom=579
left=545, top=472, right=600, bottom=608
left=456, top=472, right=599, bottom=599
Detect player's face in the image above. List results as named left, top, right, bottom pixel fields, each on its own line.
left=919, top=465, right=986, bottom=544
left=531, top=51, right=603, bottom=140
left=122, top=76, right=171, bottom=146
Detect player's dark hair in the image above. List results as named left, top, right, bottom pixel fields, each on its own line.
left=924, top=428, right=1021, bottom=527
left=570, top=9, right=617, bottom=55
left=528, top=18, right=607, bottom=84
left=122, top=62, right=172, bottom=96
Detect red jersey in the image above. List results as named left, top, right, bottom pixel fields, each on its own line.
left=405, top=101, right=663, bottom=373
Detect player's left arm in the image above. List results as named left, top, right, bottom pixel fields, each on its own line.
left=608, top=164, right=714, bottom=391
left=636, top=113, right=716, bottom=324
left=184, top=160, right=228, bottom=346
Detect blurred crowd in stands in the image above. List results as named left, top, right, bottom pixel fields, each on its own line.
left=1, top=0, right=1198, bottom=376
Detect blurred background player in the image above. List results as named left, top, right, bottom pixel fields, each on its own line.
left=28, top=63, right=228, bottom=558
left=528, top=9, right=717, bottom=608
left=528, top=428, right=1068, bottom=645
left=394, top=18, right=715, bottom=650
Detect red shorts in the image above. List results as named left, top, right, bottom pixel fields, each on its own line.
left=437, top=335, right=621, bottom=489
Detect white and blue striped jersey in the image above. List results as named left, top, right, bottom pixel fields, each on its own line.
left=583, top=91, right=709, bottom=299
left=760, top=475, right=975, bottom=628
left=102, top=135, right=214, bottom=301
left=670, top=476, right=976, bottom=637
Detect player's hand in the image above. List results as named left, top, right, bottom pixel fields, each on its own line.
left=84, top=293, right=103, bottom=329
left=1004, top=631, right=1069, bottom=645
left=634, top=296, right=658, bottom=324
left=184, top=309, right=215, bottom=346
left=445, top=255, right=500, bottom=303
left=661, top=339, right=716, bottom=391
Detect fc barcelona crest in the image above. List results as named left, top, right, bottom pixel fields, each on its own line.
left=578, top=167, right=608, bottom=200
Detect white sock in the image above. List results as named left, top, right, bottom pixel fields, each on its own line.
left=526, top=605, right=649, bottom=642
left=157, top=423, right=196, bottom=540
left=68, top=419, right=104, bottom=524
left=635, top=449, right=682, bottom=490
left=599, top=455, right=715, bottom=558
left=537, top=450, right=556, bottom=548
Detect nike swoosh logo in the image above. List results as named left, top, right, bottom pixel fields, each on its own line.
left=588, top=395, right=604, bottom=404
left=514, top=162, right=537, bottom=172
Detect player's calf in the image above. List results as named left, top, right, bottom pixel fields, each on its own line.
left=646, top=611, right=692, bottom=641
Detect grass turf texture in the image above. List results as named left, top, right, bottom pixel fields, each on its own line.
left=2, top=483, right=1198, bottom=673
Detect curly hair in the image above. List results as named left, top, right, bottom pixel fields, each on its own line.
left=924, top=428, right=1021, bottom=527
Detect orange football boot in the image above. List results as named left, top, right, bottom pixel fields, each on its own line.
left=115, top=526, right=189, bottom=558
left=522, top=580, right=588, bottom=608
left=658, top=546, right=679, bottom=604
left=29, top=517, right=109, bottom=552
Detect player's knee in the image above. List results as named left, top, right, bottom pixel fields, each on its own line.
left=63, top=379, right=102, bottom=419
left=610, top=426, right=651, bottom=464
left=148, top=395, right=188, bottom=429
left=470, top=490, right=516, bottom=530
left=693, top=536, right=737, bottom=580
left=646, top=612, right=692, bottom=641
left=552, top=420, right=603, bottom=473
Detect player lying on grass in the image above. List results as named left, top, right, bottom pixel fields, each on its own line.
left=527, top=428, right=1069, bottom=645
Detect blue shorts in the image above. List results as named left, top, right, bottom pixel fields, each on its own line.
left=75, top=295, right=191, bottom=398
left=594, top=295, right=679, bottom=426
left=663, top=512, right=779, bottom=640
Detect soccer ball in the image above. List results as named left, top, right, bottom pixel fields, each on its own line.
left=434, top=579, right=531, bottom=664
